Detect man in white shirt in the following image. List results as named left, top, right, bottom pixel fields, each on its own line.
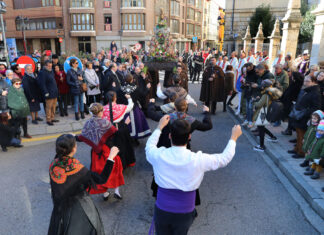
left=246, top=50, right=256, bottom=65
left=262, top=50, right=270, bottom=67
left=216, top=55, right=223, bottom=67
left=146, top=116, right=242, bottom=235
left=229, top=51, right=238, bottom=69
left=256, top=51, right=263, bottom=65
left=271, top=50, right=284, bottom=73
left=221, top=56, right=230, bottom=72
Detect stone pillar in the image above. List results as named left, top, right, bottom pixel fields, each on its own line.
left=253, top=23, right=265, bottom=54
left=280, top=0, right=302, bottom=59
left=310, top=0, right=324, bottom=65
left=268, top=19, right=282, bottom=66
left=242, top=25, right=252, bottom=52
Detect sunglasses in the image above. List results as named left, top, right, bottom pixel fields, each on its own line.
left=75, top=62, right=79, bottom=65
left=15, top=82, right=22, bottom=85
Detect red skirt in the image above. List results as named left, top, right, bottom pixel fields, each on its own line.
left=89, top=145, right=125, bottom=194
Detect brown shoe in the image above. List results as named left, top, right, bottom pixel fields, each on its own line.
left=23, top=134, right=32, bottom=139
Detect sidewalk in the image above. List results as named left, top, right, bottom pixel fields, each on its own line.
left=228, top=97, right=324, bottom=221
left=22, top=107, right=90, bottom=145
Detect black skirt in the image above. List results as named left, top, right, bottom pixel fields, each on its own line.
left=28, top=101, right=41, bottom=112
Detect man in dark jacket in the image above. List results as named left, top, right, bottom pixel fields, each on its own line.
left=0, top=77, right=9, bottom=113
left=241, top=63, right=258, bottom=126
left=103, top=63, right=122, bottom=104
left=253, top=63, right=275, bottom=97
left=192, top=52, right=204, bottom=83
left=37, top=60, right=59, bottom=125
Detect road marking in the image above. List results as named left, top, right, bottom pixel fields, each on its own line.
left=22, top=131, right=81, bottom=143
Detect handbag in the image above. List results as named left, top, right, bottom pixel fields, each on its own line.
left=80, top=82, right=88, bottom=93
left=289, top=105, right=307, bottom=120
left=255, top=96, right=270, bottom=126
left=266, top=100, right=284, bottom=122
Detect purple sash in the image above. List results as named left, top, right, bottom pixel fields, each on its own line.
left=148, top=187, right=196, bottom=234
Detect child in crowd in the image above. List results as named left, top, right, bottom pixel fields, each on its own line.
left=300, top=110, right=324, bottom=168
left=304, top=120, right=324, bottom=179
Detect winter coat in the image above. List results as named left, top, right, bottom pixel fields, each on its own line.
left=274, top=70, right=289, bottom=92
left=54, top=71, right=69, bottom=95
left=0, top=79, right=9, bottom=112
left=252, top=87, right=282, bottom=122
left=7, top=86, right=30, bottom=119
left=200, top=64, right=225, bottom=102
left=255, top=70, right=275, bottom=97
left=305, top=137, right=324, bottom=161
left=224, top=71, right=234, bottom=96
left=280, top=76, right=304, bottom=119
left=66, top=68, right=83, bottom=95
left=22, top=74, right=42, bottom=103
left=244, top=67, right=258, bottom=98
left=84, top=69, right=100, bottom=96
left=193, top=55, right=204, bottom=71
left=291, top=85, right=321, bottom=130
left=302, top=125, right=317, bottom=153
left=37, top=68, right=58, bottom=99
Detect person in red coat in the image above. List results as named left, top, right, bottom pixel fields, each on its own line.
left=54, top=64, right=69, bottom=116
left=78, top=103, right=125, bottom=201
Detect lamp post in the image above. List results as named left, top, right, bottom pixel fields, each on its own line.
left=0, top=1, right=9, bottom=68
left=16, top=16, right=28, bottom=55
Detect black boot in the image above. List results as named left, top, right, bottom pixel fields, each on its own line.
left=300, top=160, right=309, bottom=167
left=75, top=112, right=80, bottom=121
left=64, top=111, right=68, bottom=116
left=1, top=145, right=7, bottom=152
left=81, top=112, right=85, bottom=119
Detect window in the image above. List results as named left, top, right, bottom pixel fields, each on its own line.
left=195, top=25, right=201, bottom=36
left=182, top=22, right=184, bottom=34
left=122, top=0, right=144, bottom=7
left=122, top=14, right=145, bottom=30
left=195, top=11, right=201, bottom=22
left=16, top=18, right=59, bottom=31
left=70, top=0, right=94, bottom=8
left=78, top=37, right=91, bottom=53
left=182, top=6, right=185, bottom=19
left=195, top=0, right=202, bottom=9
left=187, top=8, right=195, bottom=20
left=103, top=0, right=112, bottom=8
left=14, top=0, right=60, bottom=8
left=42, top=0, right=60, bottom=6
left=71, top=14, right=94, bottom=31
left=170, top=19, right=179, bottom=34
left=104, top=15, right=112, bottom=31
left=186, top=23, right=194, bottom=35
left=171, top=1, right=180, bottom=17
left=187, top=0, right=195, bottom=6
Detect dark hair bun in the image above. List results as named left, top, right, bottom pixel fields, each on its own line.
left=55, top=134, right=76, bottom=159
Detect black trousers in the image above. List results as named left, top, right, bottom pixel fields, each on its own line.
left=189, top=67, right=194, bottom=80
left=10, top=117, right=27, bottom=136
left=257, top=125, right=275, bottom=147
left=58, top=93, right=68, bottom=115
left=88, top=94, right=101, bottom=105
left=192, top=69, right=201, bottom=83
left=154, top=205, right=196, bottom=235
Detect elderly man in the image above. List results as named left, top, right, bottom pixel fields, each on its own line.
left=252, top=63, right=274, bottom=97
left=37, top=60, right=59, bottom=126
left=274, top=64, right=289, bottom=92
left=262, top=50, right=270, bottom=67
left=283, top=54, right=293, bottom=71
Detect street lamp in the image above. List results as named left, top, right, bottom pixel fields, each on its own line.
left=0, top=1, right=9, bottom=68
left=16, top=16, right=29, bottom=55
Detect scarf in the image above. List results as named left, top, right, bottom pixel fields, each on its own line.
left=49, top=156, right=84, bottom=184
left=102, top=103, right=128, bottom=123
left=26, top=72, right=36, bottom=79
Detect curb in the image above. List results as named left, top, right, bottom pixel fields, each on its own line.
left=227, top=106, right=324, bottom=221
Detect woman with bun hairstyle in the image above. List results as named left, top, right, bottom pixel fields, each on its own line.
left=78, top=103, right=126, bottom=200
left=48, top=134, right=119, bottom=235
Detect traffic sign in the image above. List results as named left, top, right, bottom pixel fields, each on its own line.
left=192, top=37, right=198, bottom=43
left=17, top=56, right=36, bottom=75
left=59, top=37, right=63, bottom=43
left=64, top=56, right=83, bottom=73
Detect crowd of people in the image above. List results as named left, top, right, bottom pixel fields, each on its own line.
left=0, top=43, right=323, bottom=234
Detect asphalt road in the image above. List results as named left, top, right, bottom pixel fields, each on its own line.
left=0, top=83, right=318, bottom=235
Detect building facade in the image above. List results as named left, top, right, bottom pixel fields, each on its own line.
left=3, top=0, right=64, bottom=55
left=223, top=0, right=290, bottom=53
left=155, top=0, right=204, bottom=53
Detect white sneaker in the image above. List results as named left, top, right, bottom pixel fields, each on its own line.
left=265, top=136, right=278, bottom=142
left=235, top=110, right=240, bottom=115
left=242, top=120, right=248, bottom=126
left=253, top=145, right=265, bottom=152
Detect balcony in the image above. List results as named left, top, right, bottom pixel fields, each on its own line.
left=104, top=24, right=112, bottom=31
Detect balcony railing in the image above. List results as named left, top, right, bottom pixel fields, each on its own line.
left=104, top=24, right=112, bottom=31
left=104, top=1, right=112, bottom=8
left=70, top=0, right=94, bottom=8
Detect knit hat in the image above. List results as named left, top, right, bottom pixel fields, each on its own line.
left=318, top=120, right=324, bottom=132
left=261, top=79, right=273, bottom=88
left=313, top=110, right=324, bottom=120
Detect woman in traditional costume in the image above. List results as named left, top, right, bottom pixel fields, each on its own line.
left=78, top=103, right=125, bottom=200
left=48, top=134, right=119, bottom=235
left=102, top=92, right=136, bottom=168
left=120, top=74, right=151, bottom=143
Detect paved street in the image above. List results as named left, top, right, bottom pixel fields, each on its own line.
left=0, top=83, right=319, bottom=235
